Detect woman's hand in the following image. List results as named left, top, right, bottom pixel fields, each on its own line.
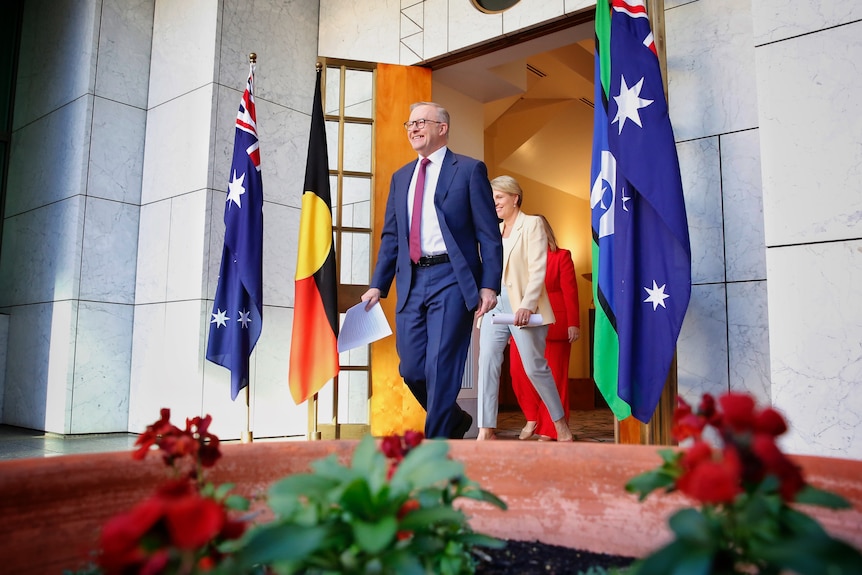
left=514, top=308, right=532, bottom=326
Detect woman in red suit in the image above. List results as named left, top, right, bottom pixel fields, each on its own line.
left=509, top=215, right=580, bottom=440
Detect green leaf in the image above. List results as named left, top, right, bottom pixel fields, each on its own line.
left=267, top=473, right=340, bottom=516
left=309, top=453, right=353, bottom=480
left=389, top=441, right=462, bottom=494
left=233, top=522, right=328, bottom=566
left=794, top=484, right=852, bottom=509
left=380, top=550, right=426, bottom=575
left=213, top=482, right=236, bottom=499
left=667, top=508, right=717, bottom=547
left=634, top=540, right=712, bottom=575
left=339, top=477, right=377, bottom=519
left=352, top=515, right=398, bottom=554
left=453, top=532, right=506, bottom=549
left=624, top=469, right=677, bottom=501
left=456, top=485, right=508, bottom=510
left=754, top=533, right=862, bottom=575
left=224, top=493, right=251, bottom=511
left=399, top=506, right=466, bottom=531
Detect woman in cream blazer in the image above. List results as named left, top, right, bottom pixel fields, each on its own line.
left=476, top=175, right=573, bottom=441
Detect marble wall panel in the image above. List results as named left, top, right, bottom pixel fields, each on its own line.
left=262, top=203, right=301, bottom=309
left=166, top=190, right=210, bottom=302
left=677, top=137, right=724, bottom=284
left=564, top=0, right=596, bottom=14
left=128, top=302, right=168, bottom=431
left=720, top=128, right=766, bottom=282
left=756, top=22, right=862, bottom=246
left=318, top=0, right=400, bottom=64
left=80, top=198, right=140, bottom=304
left=664, top=0, right=695, bottom=8
left=141, top=85, right=215, bottom=205
left=503, top=0, right=565, bottom=34
left=726, top=280, right=771, bottom=406
left=213, top=86, right=308, bottom=209
left=200, top=364, right=247, bottom=441
left=677, top=282, right=729, bottom=405
left=95, top=0, right=155, bottom=108
left=0, top=198, right=85, bottom=307
left=148, top=0, right=218, bottom=108
left=448, top=1, right=503, bottom=53
left=206, top=191, right=227, bottom=302
left=767, top=242, right=862, bottom=459
left=423, top=0, right=448, bottom=62
left=70, top=301, right=133, bottom=433
left=2, top=301, right=77, bottom=434
left=134, top=200, right=171, bottom=304
left=13, top=0, right=98, bottom=129
left=752, top=0, right=862, bottom=45
left=665, top=0, right=758, bottom=141
left=128, top=300, right=208, bottom=432
left=7, top=96, right=92, bottom=216
left=219, top=0, right=319, bottom=113
left=88, top=97, right=146, bottom=204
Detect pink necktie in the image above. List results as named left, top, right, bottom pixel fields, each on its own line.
left=410, top=158, right=431, bottom=263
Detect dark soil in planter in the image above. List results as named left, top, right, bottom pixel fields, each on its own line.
left=474, top=539, right=636, bottom=574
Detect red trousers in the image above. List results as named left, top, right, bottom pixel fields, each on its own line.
left=509, top=337, right=570, bottom=439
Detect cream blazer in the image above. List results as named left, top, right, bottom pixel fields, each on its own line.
left=501, top=211, right=555, bottom=326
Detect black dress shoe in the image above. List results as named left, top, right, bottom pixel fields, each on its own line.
left=450, top=411, right=473, bottom=439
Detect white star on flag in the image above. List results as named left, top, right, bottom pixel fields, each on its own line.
left=643, top=280, right=670, bottom=310
left=227, top=170, right=246, bottom=209
left=622, top=187, right=632, bottom=212
left=210, top=308, right=228, bottom=327
left=238, top=309, right=251, bottom=328
left=612, top=75, right=653, bottom=135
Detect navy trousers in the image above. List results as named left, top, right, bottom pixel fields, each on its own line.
left=395, top=261, right=473, bottom=438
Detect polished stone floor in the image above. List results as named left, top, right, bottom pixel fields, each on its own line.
left=0, top=408, right=614, bottom=460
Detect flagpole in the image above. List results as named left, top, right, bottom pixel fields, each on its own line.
left=239, top=51, right=258, bottom=446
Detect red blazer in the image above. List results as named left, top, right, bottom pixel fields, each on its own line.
left=545, top=248, right=580, bottom=341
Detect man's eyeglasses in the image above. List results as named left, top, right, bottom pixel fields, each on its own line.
left=403, top=119, right=443, bottom=130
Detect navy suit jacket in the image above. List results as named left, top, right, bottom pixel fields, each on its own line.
left=371, top=149, right=502, bottom=312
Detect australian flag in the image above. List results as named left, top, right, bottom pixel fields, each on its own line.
left=206, top=64, right=264, bottom=400
left=595, top=0, right=691, bottom=423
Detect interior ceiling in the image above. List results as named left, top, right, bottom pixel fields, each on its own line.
left=433, top=23, right=596, bottom=200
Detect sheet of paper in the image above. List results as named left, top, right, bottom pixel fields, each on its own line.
left=490, top=313, right=544, bottom=326
left=337, top=300, right=393, bottom=352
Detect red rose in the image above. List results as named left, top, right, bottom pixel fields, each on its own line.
left=404, top=430, right=424, bottom=449
left=754, top=408, right=788, bottom=437
left=165, top=495, right=225, bottom=550
left=380, top=436, right=404, bottom=460
left=719, top=393, right=756, bottom=432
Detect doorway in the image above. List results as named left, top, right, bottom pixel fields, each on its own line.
left=428, top=16, right=612, bottom=436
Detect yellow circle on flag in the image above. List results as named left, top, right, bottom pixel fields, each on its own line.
left=295, top=191, right=333, bottom=280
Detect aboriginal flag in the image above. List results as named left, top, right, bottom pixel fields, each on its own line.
left=288, top=67, right=339, bottom=404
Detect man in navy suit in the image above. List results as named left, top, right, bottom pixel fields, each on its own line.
left=362, top=102, right=502, bottom=439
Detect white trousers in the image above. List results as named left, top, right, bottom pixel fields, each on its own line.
left=476, top=286, right=565, bottom=428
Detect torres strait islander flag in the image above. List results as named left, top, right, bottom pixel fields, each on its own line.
left=288, top=67, right=339, bottom=405
left=206, top=62, right=264, bottom=401
left=590, top=0, right=691, bottom=423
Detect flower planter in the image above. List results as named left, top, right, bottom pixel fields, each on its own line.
left=0, top=440, right=859, bottom=574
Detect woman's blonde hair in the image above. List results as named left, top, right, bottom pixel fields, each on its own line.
left=489, top=174, right=523, bottom=207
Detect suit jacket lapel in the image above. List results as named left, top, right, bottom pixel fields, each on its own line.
left=435, top=149, right=457, bottom=206
left=502, top=211, right=526, bottom=274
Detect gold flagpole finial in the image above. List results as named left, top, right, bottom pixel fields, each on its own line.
left=249, top=52, right=257, bottom=64
left=315, top=61, right=323, bottom=72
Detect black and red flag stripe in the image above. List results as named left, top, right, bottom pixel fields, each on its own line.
left=288, top=67, right=339, bottom=404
